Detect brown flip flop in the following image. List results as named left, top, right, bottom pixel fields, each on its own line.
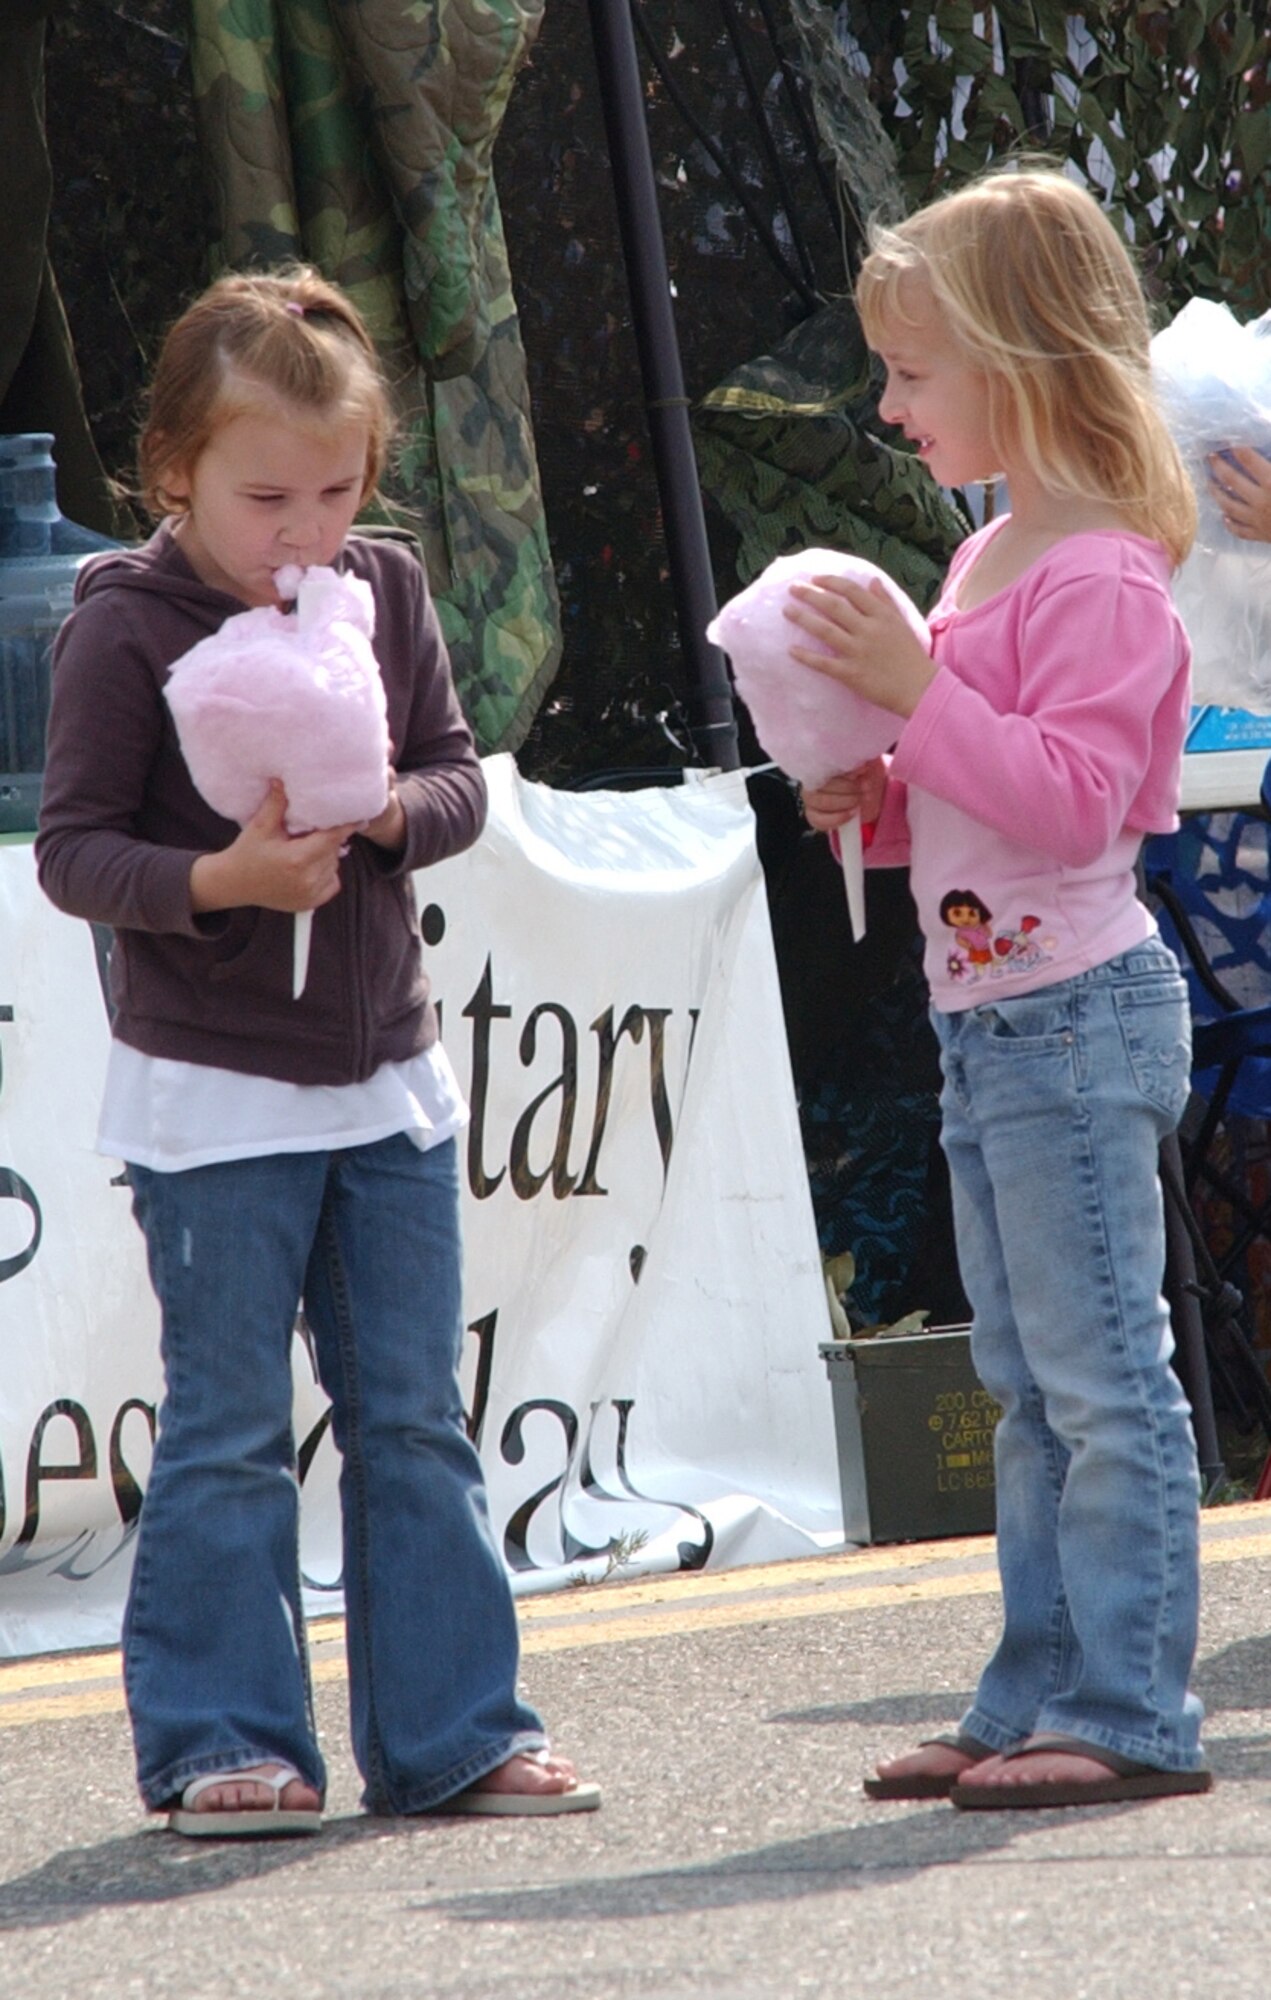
left=950, top=1733, right=1213, bottom=1810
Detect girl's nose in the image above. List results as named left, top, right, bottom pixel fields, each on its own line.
left=281, top=514, right=320, bottom=552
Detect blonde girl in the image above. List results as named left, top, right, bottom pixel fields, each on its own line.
left=790, top=169, right=1210, bottom=1809
left=37, top=268, right=598, bottom=1834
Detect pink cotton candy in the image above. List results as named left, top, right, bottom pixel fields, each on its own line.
left=707, top=549, right=930, bottom=788
left=163, top=563, right=390, bottom=834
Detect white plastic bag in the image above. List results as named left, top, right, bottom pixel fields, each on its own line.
left=1151, top=297, right=1271, bottom=707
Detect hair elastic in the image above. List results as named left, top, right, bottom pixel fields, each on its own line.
left=285, top=301, right=305, bottom=317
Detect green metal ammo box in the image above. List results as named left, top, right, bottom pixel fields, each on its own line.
left=820, top=1327, right=1001, bottom=1544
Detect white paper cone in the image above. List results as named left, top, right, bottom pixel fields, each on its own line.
left=840, top=815, right=866, bottom=940
left=293, top=910, right=313, bottom=1000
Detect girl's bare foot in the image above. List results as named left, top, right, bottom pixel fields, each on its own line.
left=947, top=1737, right=1213, bottom=1809
left=864, top=1733, right=997, bottom=1799
left=952, top=1748, right=1111, bottom=1792
left=187, top=1762, right=321, bottom=1814
left=469, top=1750, right=581, bottom=1798
left=442, top=1748, right=602, bottom=1815
left=873, top=1742, right=982, bottom=1787
left=167, top=1761, right=323, bottom=1837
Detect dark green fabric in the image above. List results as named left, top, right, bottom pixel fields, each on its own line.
left=187, top=0, right=561, bottom=753
left=0, top=0, right=120, bottom=536
left=695, top=296, right=969, bottom=613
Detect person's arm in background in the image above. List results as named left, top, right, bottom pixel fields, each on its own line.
left=1208, top=446, right=1271, bottom=544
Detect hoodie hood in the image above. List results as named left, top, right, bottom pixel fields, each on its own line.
left=74, top=524, right=245, bottom=629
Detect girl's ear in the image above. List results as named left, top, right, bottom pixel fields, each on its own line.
left=162, top=460, right=191, bottom=503
left=154, top=455, right=194, bottom=516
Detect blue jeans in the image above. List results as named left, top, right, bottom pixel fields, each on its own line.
left=124, top=1134, right=545, bottom=1811
left=933, top=940, right=1205, bottom=1770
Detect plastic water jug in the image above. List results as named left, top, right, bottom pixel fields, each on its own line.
left=0, top=433, right=121, bottom=832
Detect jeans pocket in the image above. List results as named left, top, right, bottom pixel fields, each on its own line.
left=977, top=989, right=1074, bottom=1049
left=1113, top=979, right=1192, bottom=1120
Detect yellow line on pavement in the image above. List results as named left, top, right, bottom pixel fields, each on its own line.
left=508, top=1528, right=1271, bottom=1656
left=0, top=1687, right=125, bottom=1727
left=514, top=1566, right=1003, bottom=1656
left=1, top=1512, right=1268, bottom=1729
left=516, top=1532, right=1002, bottom=1614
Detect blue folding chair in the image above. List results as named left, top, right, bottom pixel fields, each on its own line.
left=1145, top=775, right=1271, bottom=1458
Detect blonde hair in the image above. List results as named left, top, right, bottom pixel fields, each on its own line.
left=138, top=266, right=394, bottom=518
left=856, top=168, right=1195, bottom=567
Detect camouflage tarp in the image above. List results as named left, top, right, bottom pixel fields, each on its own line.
left=694, top=296, right=968, bottom=614
left=188, top=0, right=560, bottom=753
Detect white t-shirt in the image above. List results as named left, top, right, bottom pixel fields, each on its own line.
left=98, top=1040, right=468, bottom=1173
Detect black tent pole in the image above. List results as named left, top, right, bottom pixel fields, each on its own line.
left=587, top=0, right=740, bottom=773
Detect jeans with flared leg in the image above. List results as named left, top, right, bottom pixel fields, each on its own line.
left=123, top=1134, right=544, bottom=1811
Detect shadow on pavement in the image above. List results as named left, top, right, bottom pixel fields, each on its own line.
left=0, top=1812, right=389, bottom=1933
left=772, top=1629, right=1271, bottom=1747
left=435, top=1751, right=1263, bottom=1930
left=1193, top=1631, right=1271, bottom=1709
left=767, top=1692, right=976, bottom=1730
left=431, top=1806, right=1130, bottom=1926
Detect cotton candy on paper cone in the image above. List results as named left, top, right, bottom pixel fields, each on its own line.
left=164, top=563, right=390, bottom=996
left=708, top=549, right=930, bottom=937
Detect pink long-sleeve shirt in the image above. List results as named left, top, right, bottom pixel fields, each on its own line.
left=864, top=521, right=1192, bottom=1012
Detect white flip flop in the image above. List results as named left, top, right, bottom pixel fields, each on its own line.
left=439, top=1778, right=602, bottom=1817
left=167, top=1762, right=323, bottom=1838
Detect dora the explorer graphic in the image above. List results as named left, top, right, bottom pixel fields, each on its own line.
left=940, top=890, right=994, bottom=969
left=940, top=889, right=1055, bottom=982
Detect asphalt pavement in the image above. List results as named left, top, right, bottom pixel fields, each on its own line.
left=3, top=1500, right=1271, bottom=1999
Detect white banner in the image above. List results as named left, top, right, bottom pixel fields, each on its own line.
left=0, top=758, right=842, bottom=1656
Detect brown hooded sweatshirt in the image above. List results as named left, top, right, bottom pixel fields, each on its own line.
left=36, top=528, right=486, bottom=1085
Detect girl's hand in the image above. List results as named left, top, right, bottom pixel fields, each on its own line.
left=802, top=759, right=887, bottom=833
left=359, top=775, right=407, bottom=853
left=784, top=576, right=936, bottom=716
left=190, top=781, right=359, bottom=914
left=1207, top=447, right=1271, bottom=544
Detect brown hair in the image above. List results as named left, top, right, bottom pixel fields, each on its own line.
left=138, top=266, right=393, bottom=518
left=856, top=167, right=1196, bottom=567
